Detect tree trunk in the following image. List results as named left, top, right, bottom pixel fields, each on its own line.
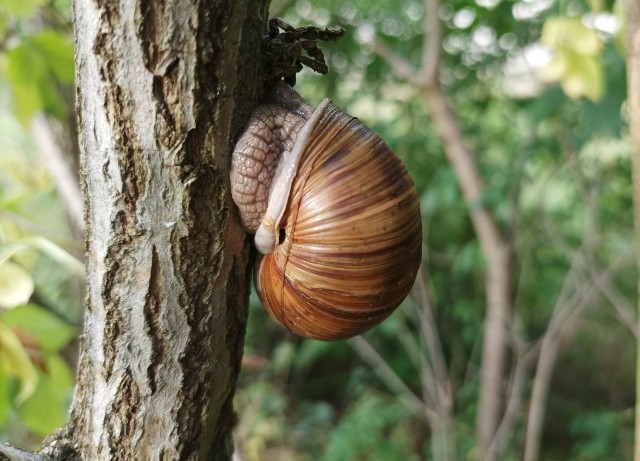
left=628, top=0, right=640, bottom=459
left=37, top=1, right=270, bottom=459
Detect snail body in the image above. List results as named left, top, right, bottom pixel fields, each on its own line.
left=231, top=83, right=422, bottom=340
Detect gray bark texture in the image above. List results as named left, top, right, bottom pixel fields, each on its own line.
left=36, top=1, right=270, bottom=460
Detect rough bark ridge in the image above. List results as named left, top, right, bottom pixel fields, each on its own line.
left=37, top=1, right=269, bottom=460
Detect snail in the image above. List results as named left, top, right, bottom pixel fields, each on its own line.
left=230, top=82, right=422, bottom=340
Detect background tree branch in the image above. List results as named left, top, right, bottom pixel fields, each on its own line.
left=627, top=0, right=640, bottom=459
left=371, top=0, right=513, bottom=455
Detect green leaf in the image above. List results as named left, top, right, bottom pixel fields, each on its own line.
left=23, top=236, right=84, bottom=276
left=613, top=0, right=627, bottom=55
left=38, top=77, right=68, bottom=119
left=16, top=353, right=72, bottom=435
left=0, top=260, right=34, bottom=309
left=6, top=31, right=74, bottom=122
left=0, top=322, right=38, bottom=403
left=0, top=0, right=47, bottom=18
left=271, top=341, right=295, bottom=374
left=294, top=340, right=335, bottom=369
left=31, top=31, right=75, bottom=84
left=47, top=352, right=73, bottom=389
left=2, top=304, right=76, bottom=351
left=321, top=393, right=414, bottom=461
left=0, top=366, right=9, bottom=428
left=0, top=238, right=84, bottom=277
left=0, top=50, right=7, bottom=78
left=7, top=43, right=48, bottom=122
left=587, top=0, right=603, bottom=12
left=0, top=14, right=6, bottom=42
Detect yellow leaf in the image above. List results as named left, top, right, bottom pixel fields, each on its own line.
left=587, top=0, right=603, bottom=12
left=561, top=55, right=604, bottom=101
left=538, top=18, right=605, bottom=102
left=0, top=322, right=38, bottom=402
left=0, top=260, right=34, bottom=309
left=542, top=17, right=602, bottom=56
left=538, top=51, right=569, bottom=82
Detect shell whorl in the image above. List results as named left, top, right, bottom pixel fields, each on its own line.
left=254, top=102, right=422, bottom=340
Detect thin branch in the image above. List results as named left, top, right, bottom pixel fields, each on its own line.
left=373, top=1, right=512, bottom=453
left=268, top=0, right=294, bottom=18
left=523, top=326, right=569, bottom=461
left=397, top=313, right=429, bottom=372
left=544, top=240, right=629, bottom=347
left=413, top=266, right=451, bottom=409
left=484, top=331, right=532, bottom=461
left=592, top=268, right=637, bottom=337
left=372, top=38, right=424, bottom=86
left=422, top=0, right=442, bottom=85
left=0, top=444, right=50, bottom=461
left=626, top=3, right=640, bottom=459
left=523, top=254, right=632, bottom=461
left=507, top=128, right=536, bottom=234
left=32, top=114, right=84, bottom=233
left=546, top=251, right=588, bottom=331
left=430, top=104, right=512, bottom=457
left=397, top=307, right=439, bottom=407
left=538, top=217, right=594, bottom=333
left=348, top=336, right=428, bottom=419
left=411, top=261, right=456, bottom=461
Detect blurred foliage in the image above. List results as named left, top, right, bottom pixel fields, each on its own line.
left=7, top=29, right=74, bottom=122
left=0, top=0, right=73, bottom=123
left=0, top=122, right=81, bottom=440
left=0, top=0, right=80, bottom=446
left=538, top=17, right=604, bottom=100
left=0, top=0, right=636, bottom=459
left=238, top=0, right=635, bottom=460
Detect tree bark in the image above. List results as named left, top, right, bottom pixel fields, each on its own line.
left=627, top=0, right=640, bottom=459
left=37, top=1, right=270, bottom=459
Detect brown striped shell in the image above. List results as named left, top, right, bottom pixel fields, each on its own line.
left=250, top=101, right=422, bottom=340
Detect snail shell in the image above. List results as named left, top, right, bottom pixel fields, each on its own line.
left=231, top=84, right=422, bottom=340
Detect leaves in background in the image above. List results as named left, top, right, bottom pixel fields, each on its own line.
left=0, top=322, right=37, bottom=403
left=3, top=304, right=75, bottom=352
left=6, top=30, right=74, bottom=122
left=0, top=260, right=34, bottom=309
left=15, top=353, right=72, bottom=435
left=0, top=0, right=47, bottom=18
left=0, top=14, right=6, bottom=42
left=320, top=393, right=417, bottom=461
left=0, top=367, right=8, bottom=428
left=538, top=17, right=604, bottom=101
left=22, top=236, right=84, bottom=276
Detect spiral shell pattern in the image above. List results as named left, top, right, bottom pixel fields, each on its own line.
left=255, top=103, right=422, bottom=340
